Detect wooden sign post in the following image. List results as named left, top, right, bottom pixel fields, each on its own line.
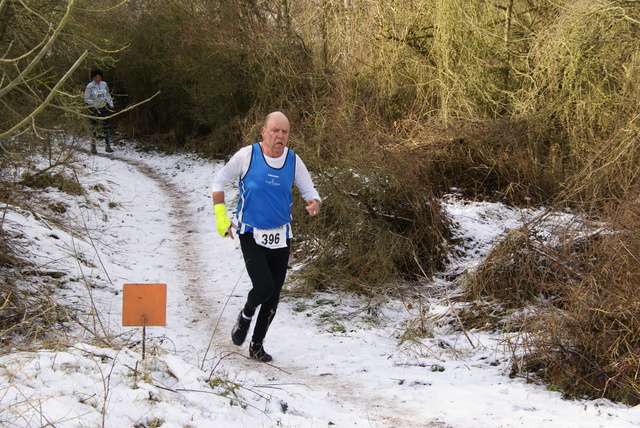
left=122, top=283, right=167, bottom=359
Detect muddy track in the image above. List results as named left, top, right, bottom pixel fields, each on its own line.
left=112, top=153, right=451, bottom=428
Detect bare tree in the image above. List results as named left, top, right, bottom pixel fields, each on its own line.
left=1, top=0, right=86, bottom=141
left=0, top=0, right=150, bottom=145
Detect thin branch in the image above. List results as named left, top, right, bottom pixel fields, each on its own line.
left=0, top=0, right=75, bottom=99
left=0, top=50, right=89, bottom=142
left=75, top=0, right=128, bottom=14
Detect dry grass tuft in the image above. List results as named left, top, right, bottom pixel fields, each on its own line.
left=464, top=191, right=640, bottom=403
left=0, top=133, right=89, bottom=350
left=20, top=171, right=85, bottom=196
left=464, top=223, right=587, bottom=308
left=0, top=236, right=65, bottom=349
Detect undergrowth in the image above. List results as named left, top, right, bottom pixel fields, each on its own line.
left=461, top=195, right=640, bottom=404
left=0, top=133, right=90, bottom=349
left=291, top=140, right=451, bottom=294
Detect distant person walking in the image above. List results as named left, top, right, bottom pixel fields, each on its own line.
left=84, top=68, right=114, bottom=154
left=212, top=111, right=321, bottom=362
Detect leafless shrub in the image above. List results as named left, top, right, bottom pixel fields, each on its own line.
left=462, top=192, right=640, bottom=403
left=292, top=140, right=451, bottom=294
left=465, top=225, right=573, bottom=308
left=516, top=221, right=640, bottom=403
left=0, top=131, right=97, bottom=349
left=399, top=118, right=563, bottom=204
left=0, top=234, right=66, bottom=349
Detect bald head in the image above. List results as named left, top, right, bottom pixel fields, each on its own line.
left=264, top=111, right=289, bottom=128
left=261, top=112, right=290, bottom=158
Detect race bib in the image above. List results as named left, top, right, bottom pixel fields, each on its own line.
left=97, top=89, right=107, bottom=99
left=253, top=225, right=288, bottom=249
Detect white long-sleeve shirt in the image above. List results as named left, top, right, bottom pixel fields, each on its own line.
left=84, top=81, right=114, bottom=109
left=212, top=144, right=321, bottom=204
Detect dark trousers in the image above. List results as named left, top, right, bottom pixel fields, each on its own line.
left=89, top=107, right=111, bottom=145
left=239, top=233, right=290, bottom=344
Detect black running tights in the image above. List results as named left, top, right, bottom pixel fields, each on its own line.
left=239, top=233, right=290, bottom=344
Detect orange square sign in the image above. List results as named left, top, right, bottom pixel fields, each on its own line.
left=122, top=283, right=167, bottom=326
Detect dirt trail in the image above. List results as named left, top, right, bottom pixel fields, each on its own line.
left=112, top=156, right=212, bottom=307
left=114, top=153, right=451, bottom=428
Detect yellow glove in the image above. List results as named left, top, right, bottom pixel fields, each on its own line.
left=214, top=203, right=232, bottom=237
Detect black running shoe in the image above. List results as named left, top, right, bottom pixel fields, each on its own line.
left=231, top=311, right=251, bottom=346
left=249, top=342, right=272, bottom=362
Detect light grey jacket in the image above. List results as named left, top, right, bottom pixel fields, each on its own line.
left=84, top=81, right=114, bottom=109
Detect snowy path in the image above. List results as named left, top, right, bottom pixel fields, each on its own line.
left=109, top=150, right=449, bottom=427
left=2, top=144, right=639, bottom=427
left=94, top=147, right=640, bottom=428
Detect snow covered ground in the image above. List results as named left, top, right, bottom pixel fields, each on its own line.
left=0, top=142, right=638, bottom=427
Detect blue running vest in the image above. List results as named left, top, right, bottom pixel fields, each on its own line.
left=237, top=143, right=296, bottom=230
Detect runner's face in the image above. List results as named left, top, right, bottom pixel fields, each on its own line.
left=93, top=75, right=102, bottom=84
left=261, top=114, right=289, bottom=158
